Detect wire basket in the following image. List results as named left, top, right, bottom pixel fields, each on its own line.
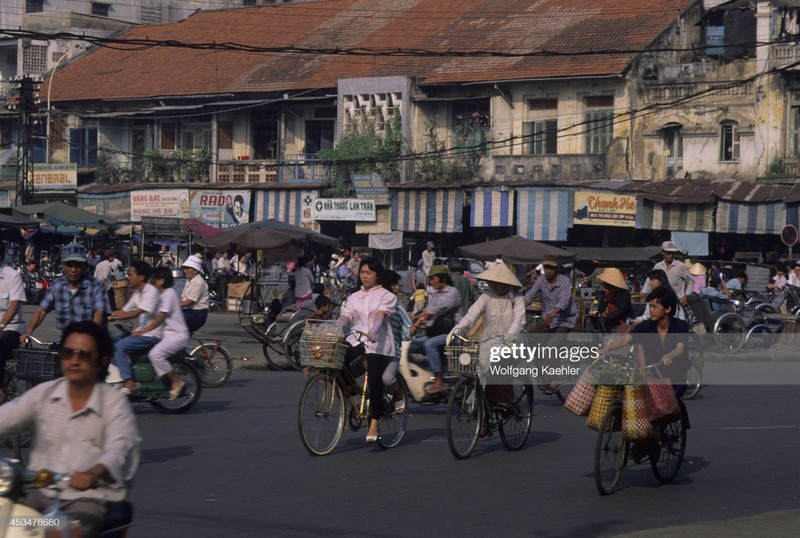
left=300, top=320, right=347, bottom=369
left=12, top=348, right=61, bottom=383
left=446, top=343, right=480, bottom=375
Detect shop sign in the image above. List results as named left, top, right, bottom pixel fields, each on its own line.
left=573, top=190, right=636, bottom=227
left=189, top=190, right=251, bottom=228
left=312, top=198, right=376, bottom=221
left=130, top=189, right=189, bottom=221
left=31, top=164, right=77, bottom=191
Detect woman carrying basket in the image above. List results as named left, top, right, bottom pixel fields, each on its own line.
left=337, top=257, right=397, bottom=445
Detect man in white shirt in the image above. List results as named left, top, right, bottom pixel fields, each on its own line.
left=0, top=241, right=26, bottom=398
left=95, top=249, right=123, bottom=310
left=108, top=261, right=162, bottom=395
left=640, top=240, right=694, bottom=307
left=787, top=261, right=800, bottom=287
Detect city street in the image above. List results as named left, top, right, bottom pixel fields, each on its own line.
left=10, top=307, right=800, bottom=536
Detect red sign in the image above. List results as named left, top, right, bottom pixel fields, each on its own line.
left=781, top=225, right=798, bottom=247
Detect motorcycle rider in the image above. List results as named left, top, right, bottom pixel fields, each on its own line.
left=0, top=320, right=141, bottom=537
left=21, top=242, right=110, bottom=343
left=108, top=261, right=162, bottom=395
left=180, top=255, right=209, bottom=332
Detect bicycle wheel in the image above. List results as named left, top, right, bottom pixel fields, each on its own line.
left=150, top=359, right=203, bottom=414
left=284, top=324, right=305, bottom=372
left=377, top=376, right=408, bottom=449
left=594, top=403, right=627, bottom=495
left=191, top=343, right=233, bottom=388
left=499, top=380, right=533, bottom=451
left=684, top=333, right=704, bottom=400
left=713, top=313, right=746, bottom=353
left=298, top=373, right=346, bottom=456
left=446, top=377, right=483, bottom=460
left=263, top=341, right=293, bottom=370
left=651, top=416, right=687, bottom=483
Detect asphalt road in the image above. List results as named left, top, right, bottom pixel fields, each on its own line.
left=13, top=307, right=800, bottom=537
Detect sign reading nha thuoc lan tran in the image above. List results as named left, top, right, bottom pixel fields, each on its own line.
left=572, top=190, right=636, bottom=228
left=312, top=198, right=376, bottom=221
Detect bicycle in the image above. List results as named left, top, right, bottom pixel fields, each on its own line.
left=187, top=332, right=233, bottom=388
left=297, top=321, right=408, bottom=456
left=593, top=363, right=689, bottom=495
left=444, top=333, right=533, bottom=460
left=2, top=336, right=59, bottom=465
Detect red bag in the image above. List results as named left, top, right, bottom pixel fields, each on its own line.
left=644, top=377, right=680, bottom=424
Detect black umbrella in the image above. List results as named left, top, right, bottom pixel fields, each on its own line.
left=458, top=235, right=574, bottom=264
left=199, top=219, right=338, bottom=252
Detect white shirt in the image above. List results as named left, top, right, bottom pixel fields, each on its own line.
left=0, top=264, right=26, bottom=332
left=181, top=274, right=209, bottom=310
left=124, top=283, right=162, bottom=338
left=95, top=259, right=112, bottom=290
left=159, top=287, right=189, bottom=340
left=339, top=285, right=397, bottom=356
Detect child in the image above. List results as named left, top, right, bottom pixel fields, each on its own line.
left=411, top=282, right=428, bottom=316
left=303, top=295, right=334, bottom=379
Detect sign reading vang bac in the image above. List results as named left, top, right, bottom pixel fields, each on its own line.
left=312, top=198, right=376, bottom=221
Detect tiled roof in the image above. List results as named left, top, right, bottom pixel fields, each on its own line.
left=47, top=0, right=696, bottom=102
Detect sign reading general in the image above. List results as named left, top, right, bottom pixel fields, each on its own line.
left=573, top=190, right=636, bottom=227
left=312, top=198, right=376, bottom=221
left=30, top=164, right=77, bottom=191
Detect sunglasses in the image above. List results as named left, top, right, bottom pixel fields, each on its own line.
left=59, top=347, right=97, bottom=362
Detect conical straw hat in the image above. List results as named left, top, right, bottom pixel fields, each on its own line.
left=476, top=263, right=522, bottom=288
left=597, top=267, right=627, bottom=290
left=689, top=262, right=707, bottom=276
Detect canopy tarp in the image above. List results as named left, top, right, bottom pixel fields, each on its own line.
left=0, top=213, right=41, bottom=228
left=458, top=235, right=574, bottom=264
left=13, top=201, right=117, bottom=227
left=199, top=219, right=338, bottom=251
left=568, top=246, right=662, bottom=262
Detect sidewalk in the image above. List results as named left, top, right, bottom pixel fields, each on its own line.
left=613, top=509, right=799, bottom=538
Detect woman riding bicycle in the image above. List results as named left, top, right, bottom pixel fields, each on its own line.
left=337, top=257, right=397, bottom=445
left=590, top=267, right=631, bottom=333
left=451, top=263, right=526, bottom=411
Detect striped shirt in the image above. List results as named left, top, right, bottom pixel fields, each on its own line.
left=524, top=273, right=577, bottom=329
left=389, top=303, right=413, bottom=358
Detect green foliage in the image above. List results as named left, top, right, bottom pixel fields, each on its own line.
left=175, top=147, right=212, bottom=182
left=96, top=152, right=137, bottom=184
left=318, top=113, right=404, bottom=195
left=144, top=149, right=174, bottom=181
left=764, top=156, right=793, bottom=179
left=416, top=116, right=482, bottom=184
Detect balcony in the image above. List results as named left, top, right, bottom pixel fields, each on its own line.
left=770, top=42, right=800, bottom=70
left=216, top=155, right=329, bottom=184
left=490, top=155, right=606, bottom=182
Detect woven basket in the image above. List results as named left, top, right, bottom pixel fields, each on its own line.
left=585, top=385, right=623, bottom=431
left=564, top=368, right=598, bottom=417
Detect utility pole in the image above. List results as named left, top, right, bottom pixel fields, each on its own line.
left=13, top=75, right=40, bottom=206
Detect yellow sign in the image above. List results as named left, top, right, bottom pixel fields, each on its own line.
left=31, top=164, right=78, bottom=191
left=573, top=190, right=636, bottom=227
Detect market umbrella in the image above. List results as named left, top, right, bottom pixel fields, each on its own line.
left=458, top=235, right=574, bottom=264
left=199, top=219, right=338, bottom=252
left=13, top=201, right=117, bottom=227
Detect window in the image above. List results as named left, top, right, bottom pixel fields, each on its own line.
left=91, top=3, right=110, bottom=17
left=792, top=108, right=800, bottom=158
left=22, top=45, right=47, bottom=74
left=161, top=123, right=176, bottom=150
left=305, top=120, right=334, bottom=158
left=252, top=110, right=279, bottom=160
left=522, top=120, right=557, bottom=155
left=140, top=6, right=162, bottom=24
left=585, top=110, right=613, bottom=154
left=720, top=122, right=740, bottom=161
left=181, top=131, right=195, bottom=151
left=69, top=127, right=98, bottom=168
left=218, top=123, right=233, bottom=150
left=453, top=101, right=491, bottom=156
left=664, top=126, right=683, bottom=177
left=25, top=0, right=44, bottom=14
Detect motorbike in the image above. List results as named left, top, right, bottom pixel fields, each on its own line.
left=108, top=325, right=204, bottom=414
left=398, top=339, right=460, bottom=404
left=0, top=458, right=132, bottom=537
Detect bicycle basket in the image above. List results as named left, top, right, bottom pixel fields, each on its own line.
left=13, top=348, right=61, bottom=383
left=300, top=320, right=347, bottom=369
left=446, top=343, right=480, bottom=375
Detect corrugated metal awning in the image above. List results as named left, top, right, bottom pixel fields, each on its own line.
left=516, top=187, right=573, bottom=241
left=470, top=188, right=514, bottom=228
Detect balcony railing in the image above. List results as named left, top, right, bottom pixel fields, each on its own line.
left=216, top=155, right=329, bottom=184
left=770, top=42, right=800, bottom=70
left=489, top=154, right=606, bottom=182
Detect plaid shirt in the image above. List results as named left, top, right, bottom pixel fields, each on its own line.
left=39, top=274, right=110, bottom=331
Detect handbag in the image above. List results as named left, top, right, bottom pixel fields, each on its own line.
left=564, top=367, right=598, bottom=417
left=585, top=385, right=623, bottom=431
left=622, top=384, right=651, bottom=439
left=643, top=373, right=681, bottom=425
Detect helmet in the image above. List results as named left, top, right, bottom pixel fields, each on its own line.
left=331, top=253, right=339, bottom=260
left=60, top=242, right=87, bottom=263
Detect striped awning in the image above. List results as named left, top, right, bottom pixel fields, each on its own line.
left=253, top=189, right=319, bottom=227
left=470, top=188, right=515, bottom=227
left=391, top=189, right=464, bottom=233
left=715, top=200, right=786, bottom=234
left=516, top=187, right=572, bottom=241
left=636, top=199, right=713, bottom=232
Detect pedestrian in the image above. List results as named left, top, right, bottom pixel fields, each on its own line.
left=293, top=255, right=316, bottom=305
left=421, top=241, right=436, bottom=286
left=640, top=241, right=694, bottom=307
left=0, top=241, right=25, bottom=399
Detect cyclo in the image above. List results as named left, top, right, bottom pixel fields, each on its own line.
left=444, top=332, right=533, bottom=460
left=297, top=320, right=408, bottom=456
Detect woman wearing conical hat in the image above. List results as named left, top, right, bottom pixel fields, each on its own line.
left=451, top=263, right=526, bottom=411
left=591, top=268, right=632, bottom=332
